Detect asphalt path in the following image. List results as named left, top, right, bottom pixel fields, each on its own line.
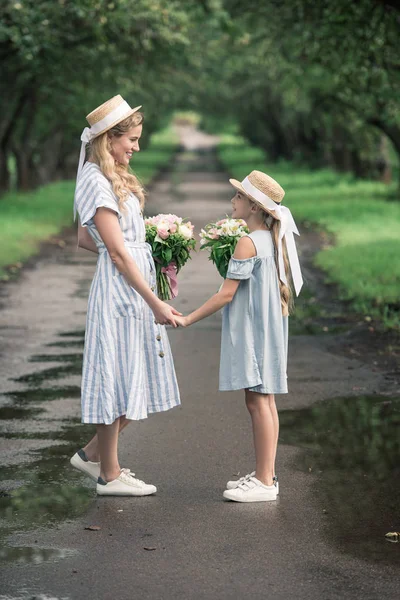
left=0, top=126, right=398, bottom=600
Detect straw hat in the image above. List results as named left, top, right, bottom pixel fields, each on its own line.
left=76, top=95, right=142, bottom=187
left=229, top=170, right=285, bottom=219
left=85, top=94, right=142, bottom=139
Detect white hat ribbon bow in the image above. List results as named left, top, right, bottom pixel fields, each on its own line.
left=272, top=204, right=303, bottom=296
left=73, top=127, right=96, bottom=220
left=240, top=176, right=303, bottom=296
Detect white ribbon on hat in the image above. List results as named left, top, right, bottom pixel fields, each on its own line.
left=241, top=177, right=303, bottom=296
left=74, top=100, right=134, bottom=220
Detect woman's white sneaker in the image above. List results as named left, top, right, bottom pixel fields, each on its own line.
left=223, top=476, right=277, bottom=503
left=70, top=449, right=100, bottom=482
left=96, top=469, right=157, bottom=496
left=226, top=472, right=279, bottom=495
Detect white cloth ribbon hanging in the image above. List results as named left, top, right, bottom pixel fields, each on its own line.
left=241, top=177, right=303, bottom=296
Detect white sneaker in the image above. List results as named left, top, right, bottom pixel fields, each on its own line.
left=227, top=472, right=279, bottom=495
left=96, top=469, right=157, bottom=496
left=223, top=476, right=277, bottom=503
left=70, top=449, right=100, bottom=482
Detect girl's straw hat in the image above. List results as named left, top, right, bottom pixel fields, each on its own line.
left=229, top=170, right=285, bottom=218
left=229, top=170, right=304, bottom=297
left=85, top=95, right=142, bottom=139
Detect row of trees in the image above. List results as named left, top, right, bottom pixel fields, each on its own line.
left=0, top=0, right=204, bottom=191
left=187, top=0, right=400, bottom=182
left=1, top=0, right=399, bottom=192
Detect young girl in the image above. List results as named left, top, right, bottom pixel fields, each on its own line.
left=175, top=170, right=303, bottom=502
left=70, top=95, right=181, bottom=496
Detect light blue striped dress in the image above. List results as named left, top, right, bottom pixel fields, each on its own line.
left=74, top=162, right=180, bottom=424
left=219, top=229, right=288, bottom=394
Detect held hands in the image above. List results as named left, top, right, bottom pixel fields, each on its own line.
left=174, top=315, right=189, bottom=327
left=153, top=301, right=182, bottom=328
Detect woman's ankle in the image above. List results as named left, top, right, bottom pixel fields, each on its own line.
left=82, top=447, right=100, bottom=463
left=100, top=467, right=121, bottom=483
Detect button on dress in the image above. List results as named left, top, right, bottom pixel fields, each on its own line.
left=74, top=162, right=180, bottom=424
left=219, top=229, right=288, bottom=394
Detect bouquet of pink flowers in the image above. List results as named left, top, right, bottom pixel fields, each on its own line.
left=145, top=213, right=196, bottom=301
left=199, top=218, right=249, bottom=278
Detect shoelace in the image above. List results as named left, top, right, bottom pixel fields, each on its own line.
left=120, top=468, right=145, bottom=485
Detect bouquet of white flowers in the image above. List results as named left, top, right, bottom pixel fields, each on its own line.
left=199, top=218, right=249, bottom=279
left=145, top=214, right=196, bottom=301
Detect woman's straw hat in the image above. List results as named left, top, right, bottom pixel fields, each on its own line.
left=75, top=95, right=142, bottom=189
left=85, top=94, right=142, bottom=139
left=229, top=170, right=285, bottom=219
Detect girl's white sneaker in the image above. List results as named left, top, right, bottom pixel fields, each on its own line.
left=226, top=472, right=279, bottom=494
left=70, top=449, right=100, bottom=482
left=96, top=469, right=157, bottom=496
left=223, top=476, right=277, bottom=503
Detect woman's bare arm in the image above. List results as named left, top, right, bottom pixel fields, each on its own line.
left=93, top=207, right=180, bottom=326
left=77, top=222, right=99, bottom=254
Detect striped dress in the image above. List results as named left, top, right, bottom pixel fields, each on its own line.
left=74, top=162, right=180, bottom=424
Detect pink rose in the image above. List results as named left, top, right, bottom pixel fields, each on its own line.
left=157, top=228, right=169, bottom=240
left=169, top=224, right=177, bottom=233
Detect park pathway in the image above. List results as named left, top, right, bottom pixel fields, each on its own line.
left=0, top=125, right=398, bottom=600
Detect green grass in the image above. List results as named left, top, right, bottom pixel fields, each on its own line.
left=218, top=135, right=400, bottom=329
left=0, top=126, right=179, bottom=279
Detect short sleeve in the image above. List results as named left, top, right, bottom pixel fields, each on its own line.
left=226, top=257, right=258, bottom=280
left=75, top=167, right=121, bottom=226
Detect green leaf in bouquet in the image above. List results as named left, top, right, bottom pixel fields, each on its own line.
left=163, top=248, right=173, bottom=264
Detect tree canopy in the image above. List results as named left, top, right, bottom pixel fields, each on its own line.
left=1, top=0, right=399, bottom=191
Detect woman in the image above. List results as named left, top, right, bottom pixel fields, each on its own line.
left=70, top=95, right=181, bottom=496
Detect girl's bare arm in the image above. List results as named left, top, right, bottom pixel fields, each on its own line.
left=176, top=236, right=256, bottom=326
left=93, top=207, right=180, bottom=327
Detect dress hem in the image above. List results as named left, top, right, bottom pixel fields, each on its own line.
left=81, top=401, right=181, bottom=425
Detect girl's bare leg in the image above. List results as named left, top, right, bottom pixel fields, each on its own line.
left=97, top=419, right=121, bottom=482
left=245, top=390, right=277, bottom=486
left=269, top=394, right=279, bottom=478
left=83, top=416, right=131, bottom=462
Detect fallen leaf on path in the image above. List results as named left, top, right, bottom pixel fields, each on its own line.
left=143, top=547, right=157, bottom=551
left=385, top=532, right=399, bottom=542
left=84, top=525, right=101, bottom=531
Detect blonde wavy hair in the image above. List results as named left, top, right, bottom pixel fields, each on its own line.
left=251, top=202, right=293, bottom=316
left=89, top=112, right=145, bottom=211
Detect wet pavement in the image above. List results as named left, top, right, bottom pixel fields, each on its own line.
left=0, top=125, right=399, bottom=599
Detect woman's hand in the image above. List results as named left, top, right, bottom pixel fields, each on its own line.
left=153, top=301, right=182, bottom=328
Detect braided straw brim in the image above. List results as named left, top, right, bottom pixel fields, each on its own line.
left=86, top=95, right=142, bottom=139
left=229, top=170, right=285, bottom=219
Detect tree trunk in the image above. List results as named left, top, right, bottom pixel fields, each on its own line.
left=0, top=147, right=10, bottom=194
left=368, top=118, right=400, bottom=194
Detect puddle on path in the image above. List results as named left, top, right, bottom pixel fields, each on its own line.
left=4, top=386, right=80, bottom=406
left=12, top=355, right=82, bottom=386
left=279, top=394, right=400, bottom=565
left=0, top=330, right=94, bottom=548
left=0, top=545, right=77, bottom=565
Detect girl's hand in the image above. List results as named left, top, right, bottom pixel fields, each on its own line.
left=174, top=315, right=189, bottom=328
left=153, top=301, right=182, bottom=328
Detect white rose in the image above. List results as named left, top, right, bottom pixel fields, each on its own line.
left=179, top=223, right=193, bottom=240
